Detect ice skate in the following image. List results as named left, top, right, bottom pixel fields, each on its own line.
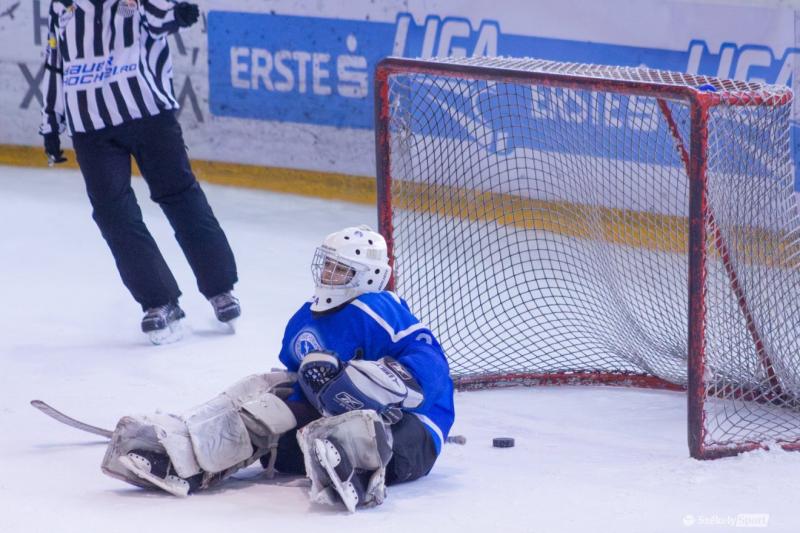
left=118, top=450, right=193, bottom=497
left=141, top=302, right=185, bottom=345
left=208, top=291, right=240, bottom=327
left=313, top=438, right=373, bottom=512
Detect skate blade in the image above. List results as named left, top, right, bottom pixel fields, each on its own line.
left=147, top=319, right=184, bottom=345
left=118, top=455, right=190, bottom=497
left=208, top=317, right=237, bottom=334
left=222, top=317, right=237, bottom=333
left=313, top=439, right=358, bottom=513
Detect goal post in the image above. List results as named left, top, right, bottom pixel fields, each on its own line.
left=374, top=56, right=800, bottom=459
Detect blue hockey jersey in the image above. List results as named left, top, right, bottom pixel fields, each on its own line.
left=279, top=291, right=455, bottom=453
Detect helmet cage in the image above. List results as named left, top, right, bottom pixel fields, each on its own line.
left=311, top=248, right=363, bottom=288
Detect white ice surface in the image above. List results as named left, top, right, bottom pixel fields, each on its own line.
left=1, top=165, right=799, bottom=533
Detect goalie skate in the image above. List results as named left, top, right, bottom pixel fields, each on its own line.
left=313, top=438, right=375, bottom=513
left=118, top=451, right=191, bottom=497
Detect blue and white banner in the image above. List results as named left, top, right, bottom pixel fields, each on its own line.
left=208, top=12, right=382, bottom=129
left=208, top=10, right=798, bottom=130
left=1, top=0, right=798, bottom=180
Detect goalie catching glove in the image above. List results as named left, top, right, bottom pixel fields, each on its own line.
left=298, top=352, right=423, bottom=423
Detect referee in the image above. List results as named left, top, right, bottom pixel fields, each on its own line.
left=39, top=0, right=240, bottom=344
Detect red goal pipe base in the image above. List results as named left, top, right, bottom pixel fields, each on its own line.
left=453, top=371, right=685, bottom=392
left=696, top=439, right=800, bottom=460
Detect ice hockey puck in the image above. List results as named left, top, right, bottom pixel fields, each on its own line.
left=493, top=437, right=515, bottom=448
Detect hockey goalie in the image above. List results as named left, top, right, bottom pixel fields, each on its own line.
left=101, top=226, right=456, bottom=512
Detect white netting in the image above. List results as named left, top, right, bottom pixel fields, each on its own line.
left=380, top=56, right=800, bottom=457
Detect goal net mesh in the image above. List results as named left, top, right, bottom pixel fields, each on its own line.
left=379, top=57, right=800, bottom=456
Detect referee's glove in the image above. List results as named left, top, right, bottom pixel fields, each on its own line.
left=174, top=2, right=199, bottom=28
left=43, top=133, right=67, bottom=166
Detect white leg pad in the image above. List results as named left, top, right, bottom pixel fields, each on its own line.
left=101, top=371, right=297, bottom=490
left=184, top=394, right=253, bottom=473
left=240, top=393, right=297, bottom=441
left=101, top=413, right=201, bottom=487
left=297, top=410, right=393, bottom=509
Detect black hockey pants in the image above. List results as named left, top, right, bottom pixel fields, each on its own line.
left=270, top=399, right=439, bottom=485
left=72, top=111, right=237, bottom=310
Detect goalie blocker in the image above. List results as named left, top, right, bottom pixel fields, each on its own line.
left=298, top=352, right=424, bottom=423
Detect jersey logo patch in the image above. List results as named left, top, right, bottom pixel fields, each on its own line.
left=294, top=330, right=323, bottom=360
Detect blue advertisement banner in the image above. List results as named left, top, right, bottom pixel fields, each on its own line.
left=208, top=11, right=798, bottom=183
left=208, top=11, right=797, bottom=128
left=208, top=11, right=390, bottom=128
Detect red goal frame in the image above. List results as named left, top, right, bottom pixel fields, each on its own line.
left=373, top=57, right=796, bottom=460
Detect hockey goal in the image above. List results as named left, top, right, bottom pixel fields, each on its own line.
left=374, top=56, right=800, bottom=459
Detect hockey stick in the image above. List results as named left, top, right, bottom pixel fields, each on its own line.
left=30, top=399, right=467, bottom=445
left=30, top=400, right=113, bottom=439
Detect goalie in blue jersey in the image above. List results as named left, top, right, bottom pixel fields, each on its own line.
left=101, top=225, right=455, bottom=512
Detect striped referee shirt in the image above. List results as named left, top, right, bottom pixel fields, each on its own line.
left=40, top=0, right=182, bottom=135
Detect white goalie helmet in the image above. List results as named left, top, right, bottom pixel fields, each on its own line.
left=311, top=225, right=392, bottom=312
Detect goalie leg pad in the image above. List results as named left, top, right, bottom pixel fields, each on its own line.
left=101, top=372, right=299, bottom=492
left=183, top=394, right=254, bottom=473
left=220, top=371, right=297, bottom=405
left=101, top=413, right=202, bottom=488
left=240, top=393, right=297, bottom=444
left=297, top=410, right=393, bottom=511
left=181, top=374, right=299, bottom=473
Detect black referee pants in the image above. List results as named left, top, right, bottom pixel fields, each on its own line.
left=72, top=111, right=237, bottom=310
